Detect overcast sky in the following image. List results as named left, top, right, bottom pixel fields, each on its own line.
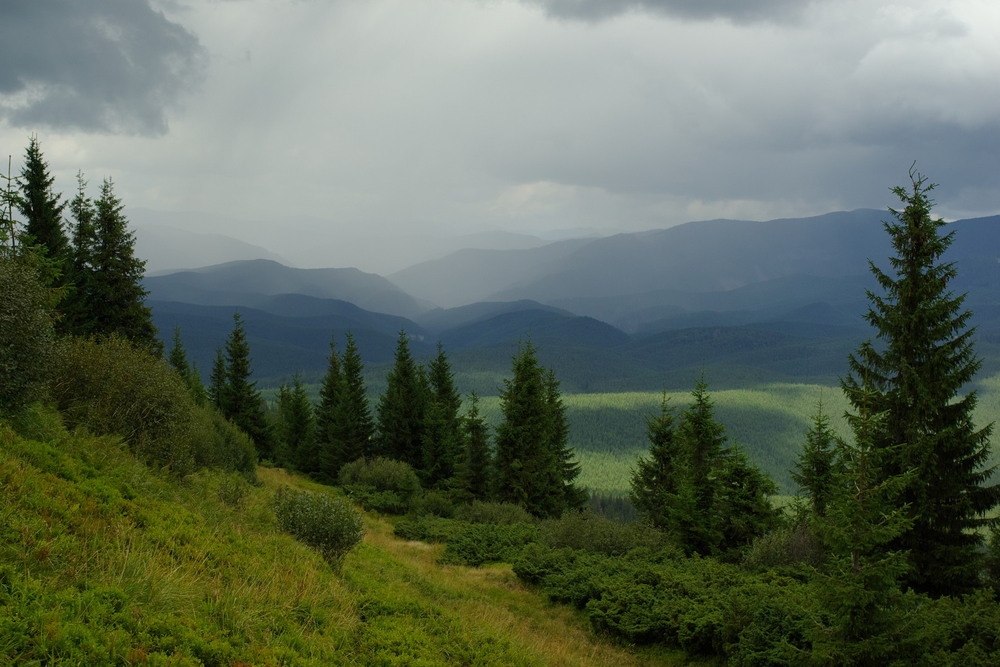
left=2, top=0, right=999, bottom=272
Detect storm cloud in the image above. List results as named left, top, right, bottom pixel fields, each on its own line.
left=0, top=0, right=205, bottom=135
left=520, top=0, right=811, bottom=23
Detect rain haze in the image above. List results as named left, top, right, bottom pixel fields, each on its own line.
left=2, top=0, right=999, bottom=273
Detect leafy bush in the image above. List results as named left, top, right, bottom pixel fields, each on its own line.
left=271, top=486, right=364, bottom=564
left=217, top=473, right=251, bottom=508
left=440, top=522, right=540, bottom=566
left=742, top=523, right=825, bottom=572
left=539, top=511, right=673, bottom=556
left=453, top=500, right=533, bottom=525
left=0, top=258, right=56, bottom=416
left=338, top=457, right=421, bottom=514
left=408, top=489, right=456, bottom=517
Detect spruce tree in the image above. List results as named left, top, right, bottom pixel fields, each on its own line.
left=841, top=168, right=998, bottom=595
left=167, top=325, right=204, bottom=401
left=313, top=336, right=343, bottom=480
left=494, top=342, right=582, bottom=518
left=421, top=342, right=462, bottom=488
left=545, top=369, right=587, bottom=511
left=64, top=172, right=97, bottom=333
left=629, top=394, right=682, bottom=532
left=453, top=392, right=493, bottom=503
left=221, top=312, right=271, bottom=460
left=17, top=136, right=69, bottom=275
left=276, top=374, right=315, bottom=470
left=336, top=333, right=375, bottom=467
left=792, top=400, right=841, bottom=518
left=375, top=331, right=427, bottom=468
left=87, top=177, right=159, bottom=351
left=208, top=347, right=227, bottom=410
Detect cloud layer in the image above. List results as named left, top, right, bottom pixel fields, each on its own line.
left=0, top=0, right=204, bottom=135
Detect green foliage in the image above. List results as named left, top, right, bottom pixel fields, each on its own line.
left=16, top=136, right=69, bottom=280
left=376, top=330, right=428, bottom=467
left=275, top=374, right=316, bottom=469
left=791, top=399, right=841, bottom=517
left=0, top=257, right=56, bottom=416
left=316, top=333, right=376, bottom=483
left=338, top=456, right=422, bottom=514
left=421, top=342, right=462, bottom=488
left=49, top=335, right=256, bottom=479
left=629, top=393, right=681, bottom=532
left=453, top=500, right=534, bottom=525
left=393, top=514, right=468, bottom=543
left=440, top=522, right=540, bottom=566
left=451, top=392, right=493, bottom=504
left=219, top=312, right=273, bottom=460
left=495, top=341, right=584, bottom=518
left=538, top=511, right=671, bottom=557
left=842, top=168, right=999, bottom=596
left=271, top=486, right=364, bottom=564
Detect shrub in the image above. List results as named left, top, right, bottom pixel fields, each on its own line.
left=408, top=489, right=455, bottom=518
left=539, top=511, right=672, bottom=556
left=453, top=500, right=533, bottom=525
left=338, top=457, right=421, bottom=514
left=742, top=523, right=825, bottom=572
left=51, top=335, right=198, bottom=475
left=271, top=486, right=364, bottom=564
left=0, top=258, right=56, bottom=416
left=440, top=522, right=540, bottom=566
left=393, top=515, right=467, bottom=543
left=217, top=473, right=251, bottom=508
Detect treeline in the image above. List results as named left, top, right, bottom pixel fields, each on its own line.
left=1, top=138, right=254, bottom=478
left=195, top=310, right=588, bottom=519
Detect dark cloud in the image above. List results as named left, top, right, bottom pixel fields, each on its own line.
left=0, top=0, right=205, bottom=135
left=521, top=0, right=809, bottom=23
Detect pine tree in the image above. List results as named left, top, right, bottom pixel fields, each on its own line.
left=715, top=445, right=780, bottom=552
left=421, top=342, right=462, bottom=488
left=792, top=399, right=841, bottom=518
left=453, top=392, right=493, bottom=503
left=221, top=312, right=271, bottom=460
left=841, top=167, right=998, bottom=596
left=375, top=331, right=428, bottom=468
left=87, top=177, right=159, bottom=351
left=629, top=394, right=682, bottom=532
left=167, top=325, right=204, bottom=401
left=545, top=369, right=587, bottom=511
left=17, top=136, right=69, bottom=275
left=494, top=342, right=581, bottom=518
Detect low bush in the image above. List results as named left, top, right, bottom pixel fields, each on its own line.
left=453, top=500, right=533, bottom=525
left=0, top=258, right=56, bottom=417
left=408, top=489, right=456, bottom=517
left=539, top=510, right=673, bottom=556
left=338, top=457, right=421, bottom=514
left=271, top=486, right=364, bottom=564
left=440, top=522, right=540, bottom=566
left=393, top=515, right=468, bottom=543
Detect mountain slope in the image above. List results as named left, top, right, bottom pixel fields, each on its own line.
left=145, top=259, right=427, bottom=319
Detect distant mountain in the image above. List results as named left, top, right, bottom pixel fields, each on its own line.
left=145, top=259, right=428, bottom=319
left=438, top=308, right=631, bottom=351
left=133, top=222, right=288, bottom=274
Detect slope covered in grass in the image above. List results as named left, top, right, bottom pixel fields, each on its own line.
left=0, top=409, right=681, bottom=665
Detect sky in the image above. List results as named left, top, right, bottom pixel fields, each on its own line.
left=2, top=0, right=999, bottom=273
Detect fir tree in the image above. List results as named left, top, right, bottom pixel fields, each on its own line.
left=545, top=369, right=587, bottom=511
left=842, top=167, right=998, bottom=595
left=17, top=136, right=69, bottom=275
left=208, top=347, right=227, bottom=410
left=87, top=177, right=159, bottom=351
left=221, top=313, right=271, bottom=460
left=453, top=392, right=493, bottom=503
left=167, top=325, right=204, bottom=401
left=375, top=331, right=427, bottom=468
left=63, top=172, right=97, bottom=334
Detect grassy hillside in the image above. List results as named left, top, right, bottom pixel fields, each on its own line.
left=0, top=409, right=682, bottom=665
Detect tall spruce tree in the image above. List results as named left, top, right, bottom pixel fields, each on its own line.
left=545, top=369, right=587, bottom=511
left=64, top=172, right=97, bottom=333
left=337, top=333, right=375, bottom=467
left=494, top=342, right=582, bottom=518
left=208, top=347, right=227, bottom=410
left=17, top=137, right=69, bottom=275
left=375, top=331, right=428, bottom=468
left=421, top=342, right=462, bottom=488
left=841, top=168, right=998, bottom=596
left=221, top=312, right=272, bottom=460
left=87, top=177, right=159, bottom=350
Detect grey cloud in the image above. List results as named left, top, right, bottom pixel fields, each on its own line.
left=521, top=0, right=810, bottom=23
left=0, top=0, right=205, bottom=135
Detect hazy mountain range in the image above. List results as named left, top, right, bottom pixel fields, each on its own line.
left=144, top=209, right=1000, bottom=389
